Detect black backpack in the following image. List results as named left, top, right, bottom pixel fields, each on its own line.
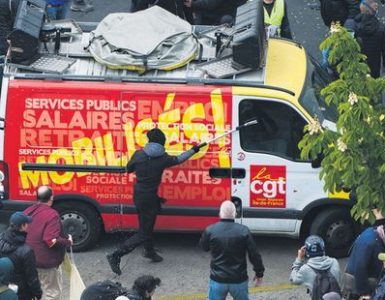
left=310, top=267, right=342, bottom=300
left=320, top=0, right=349, bottom=27
left=80, top=280, right=129, bottom=300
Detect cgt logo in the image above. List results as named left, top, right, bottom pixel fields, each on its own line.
left=250, top=165, right=286, bottom=208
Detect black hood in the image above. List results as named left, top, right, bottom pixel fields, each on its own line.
left=0, top=228, right=26, bottom=255
left=355, top=13, right=379, bottom=36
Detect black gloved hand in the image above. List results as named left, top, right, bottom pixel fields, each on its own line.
left=192, top=145, right=200, bottom=153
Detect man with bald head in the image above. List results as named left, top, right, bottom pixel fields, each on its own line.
left=24, top=186, right=72, bottom=300
left=200, top=200, right=265, bottom=300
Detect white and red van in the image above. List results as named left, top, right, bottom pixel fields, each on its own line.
left=0, top=19, right=355, bottom=257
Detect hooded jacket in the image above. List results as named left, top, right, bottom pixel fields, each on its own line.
left=290, top=255, right=341, bottom=294
left=126, top=142, right=195, bottom=210
left=0, top=257, right=18, bottom=300
left=0, top=228, right=42, bottom=300
left=352, top=13, right=385, bottom=78
left=24, top=203, right=71, bottom=269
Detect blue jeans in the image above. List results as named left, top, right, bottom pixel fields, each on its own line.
left=46, top=2, right=69, bottom=20
left=208, top=279, right=249, bottom=300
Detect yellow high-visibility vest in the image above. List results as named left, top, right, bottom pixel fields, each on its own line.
left=264, top=0, right=285, bottom=28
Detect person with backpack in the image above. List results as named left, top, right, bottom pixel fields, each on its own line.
left=290, top=235, right=342, bottom=300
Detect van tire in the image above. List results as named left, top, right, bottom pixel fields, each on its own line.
left=55, top=201, right=102, bottom=252
left=310, top=208, right=356, bottom=258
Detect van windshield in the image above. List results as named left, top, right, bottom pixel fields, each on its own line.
left=299, top=55, right=338, bottom=123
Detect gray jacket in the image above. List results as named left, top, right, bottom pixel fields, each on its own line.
left=290, top=256, right=341, bottom=294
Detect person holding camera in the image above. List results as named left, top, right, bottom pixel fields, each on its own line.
left=290, top=235, right=341, bottom=299
left=107, top=128, right=201, bottom=275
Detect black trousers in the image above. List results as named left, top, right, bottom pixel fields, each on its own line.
left=120, top=208, right=158, bottom=254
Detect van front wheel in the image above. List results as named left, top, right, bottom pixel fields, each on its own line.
left=309, top=208, right=356, bottom=258
left=55, top=202, right=102, bottom=252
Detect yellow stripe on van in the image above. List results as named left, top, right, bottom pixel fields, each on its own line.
left=328, top=190, right=349, bottom=199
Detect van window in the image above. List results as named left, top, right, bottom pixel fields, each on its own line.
left=299, top=55, right=337, bottom=123
left=239, top=100, right=307, bottom=160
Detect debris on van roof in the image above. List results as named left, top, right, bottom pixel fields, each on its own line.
left=4, top=1, right=269, bottom=83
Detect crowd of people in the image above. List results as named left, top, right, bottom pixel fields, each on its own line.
left=0, top=127, right=384, bottom=300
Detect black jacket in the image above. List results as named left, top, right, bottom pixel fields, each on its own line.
left=320, top=0, right=359, bottom=27
left=200, top=219, right=265, bottom=283
left=353, top=13, right=385, bottom=78
left=126, top=142, right=195, bottom=210
left=192, top=0, right=245, bottom=25
left=263, top=0, right=292, bottom=39
left=0, top=228, right=42, bottom=300
left=0, top=0, right=20, bottom=55
left=345, top=0, right=360, bottom=19
left=132, top=0, right=187, bottom=19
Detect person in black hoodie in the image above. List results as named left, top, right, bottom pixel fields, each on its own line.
left=349, top=0, right=385, bottom=78
left=107, top=128, right=201, bottom=275
left=0, top=212, right=42, bottom=300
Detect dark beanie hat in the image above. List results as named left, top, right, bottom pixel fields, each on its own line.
left=147, top=128, right=166, bottom=146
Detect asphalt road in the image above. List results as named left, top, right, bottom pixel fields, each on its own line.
left=65, top=1, right=339, bottom=299
left=65, top=233, right=323, bottom=299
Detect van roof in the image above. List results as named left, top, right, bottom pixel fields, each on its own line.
left=4, top=22, right=307, bottom=100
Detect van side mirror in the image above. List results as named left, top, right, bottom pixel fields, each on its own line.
left=311, top=153, right=324, bottom=168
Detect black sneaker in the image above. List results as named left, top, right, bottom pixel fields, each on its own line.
left=106, top=253, right=122, bottom=275
left=143, top=251, right=163, bottom=263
